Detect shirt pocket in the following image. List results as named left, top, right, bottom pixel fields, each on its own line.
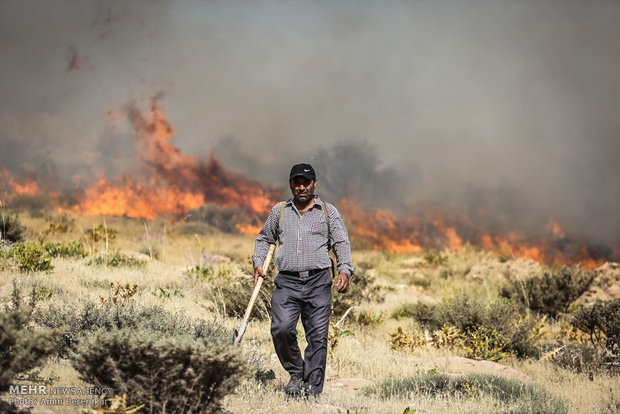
left=310, top=219, right=328, bottom=236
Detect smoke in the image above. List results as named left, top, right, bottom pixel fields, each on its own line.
left=0, top=0, right=619, bottom=246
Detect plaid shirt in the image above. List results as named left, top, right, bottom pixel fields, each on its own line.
left=252, top=196, right=354, bottom=277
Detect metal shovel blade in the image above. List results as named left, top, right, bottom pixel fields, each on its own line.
left=232, top=319, right=249, bottom=345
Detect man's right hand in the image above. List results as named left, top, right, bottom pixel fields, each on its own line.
left=254, top=266, right=266, bottom=286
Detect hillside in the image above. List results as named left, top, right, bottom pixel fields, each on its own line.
left=1, top=211, right=619, bottom=414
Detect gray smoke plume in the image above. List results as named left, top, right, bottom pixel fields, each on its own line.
left=0, top=0, right=618, bottom=248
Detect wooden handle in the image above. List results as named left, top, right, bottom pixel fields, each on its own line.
left=241, top=244, right=276, bottom=321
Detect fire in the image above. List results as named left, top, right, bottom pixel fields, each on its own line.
left=339, top=200, right=424, bottom=253
left=76, top=177, right=205, bottom=220
left=236, top=223, right=263, bottom=235
left=0, top=169, right=40, bottom=198
left=338, top=199, right=607, bottom=269
left=0, top=95, right=616, bottom=269
left=546, top=220, right=566, bottom=239
left=73, top=94, right=280, bottom=219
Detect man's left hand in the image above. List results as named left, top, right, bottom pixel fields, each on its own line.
left=335, top=273, right=349, bottom=293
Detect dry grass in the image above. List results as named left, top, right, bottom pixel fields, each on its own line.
left=0, top=211, right=618, bottom=413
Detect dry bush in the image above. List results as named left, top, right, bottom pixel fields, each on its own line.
left=570, top=298, right=620, bottom=372
left=0, top=213, right=25, bottom=243
left=390, top=324, right=508, bottom=361
left=390, top=326, right=426, bottom=350
left=206, top=268, right=274, bottom=320
left=88, top=250, right=146, bottom=268
left=365, top=373, right=568, bottom=414
left=542, top=342, right=604, bottom=374
left=0, top=308, right=57, bottom=413
left=500, top=266, right=595, bottom=318
left=423, top=250, right=448, bottom=266
left=99, top=282, right=139, bottom=305
left=356, top=310, right=385, bottom=327
left=72, top=329, right=250, bottom=414
left=34, top=301, right=229, bottom=358
left=392, top=296, right=540, bottom=358
left=85, top=224, right=118, bottom=243
left=43, top=213, right=74, bottom=235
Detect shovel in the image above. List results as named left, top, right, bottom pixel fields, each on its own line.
left=233, top=243, right=276, bottom=345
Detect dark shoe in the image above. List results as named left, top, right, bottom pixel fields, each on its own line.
left=285, top=378, right=303, bottom=396
left=301, top=384, right=321, bottom=400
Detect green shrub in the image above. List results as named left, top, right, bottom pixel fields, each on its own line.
left=392, top=296, right=540, bottom=358
left=34, top=301, right=229, bottom=358
left=43, top=241, right=86, bottom=258
left=88, top=250, right=146, bottom=268
left=12, top=242, right=53, bottom=273
left=365, top=373, right=568, bottom=414
left=72, top=329, right=250, bottom=414
left=0, top=309, right=56, bottom=391
left=500, top=266, right=594, bottom=318
left=571, top=299, right=620, bottom=372
left=463, top=326, right=510, bottom=362
left=0, top=213, right=25, bottom=243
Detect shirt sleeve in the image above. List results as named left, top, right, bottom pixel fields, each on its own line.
left=252, top=203, right=280, bottom=268
left=327, top=204, right=354, bottom=278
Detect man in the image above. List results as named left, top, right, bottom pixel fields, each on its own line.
left=252, top=163, right=354, bottom=397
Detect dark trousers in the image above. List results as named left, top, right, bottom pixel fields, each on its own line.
left=270, top=269, right=332, bottom=395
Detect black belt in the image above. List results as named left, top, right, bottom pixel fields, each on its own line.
left=280, top=268, right=327, bottom=278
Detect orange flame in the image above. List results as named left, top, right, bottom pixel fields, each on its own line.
left=338, top=199, right=607, bottom=269
left=76, top=177, right=205, bottom=220
left=0, top=169, right=40, bottom=198
left=73, top=94, right=280, bottom=220
left=236, top=223, right=262, bottom=235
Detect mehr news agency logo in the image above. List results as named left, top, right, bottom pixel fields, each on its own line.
left=7, top=384, right=113, bottom=408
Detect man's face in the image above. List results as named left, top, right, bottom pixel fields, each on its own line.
left=290, top=176, right=317, bottom=204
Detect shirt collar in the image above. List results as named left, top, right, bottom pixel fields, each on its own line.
left=285, top=195, right=323, bottom=209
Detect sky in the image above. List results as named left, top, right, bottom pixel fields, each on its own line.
left=0, top=0, right=619, bottom=245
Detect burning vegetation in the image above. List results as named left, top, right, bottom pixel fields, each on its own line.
left=0, top=95, right=616, bottom=269
left=73, top=94, right=280, bottom=221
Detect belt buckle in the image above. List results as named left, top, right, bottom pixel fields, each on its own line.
left=299, top=270, right=309, bottom=278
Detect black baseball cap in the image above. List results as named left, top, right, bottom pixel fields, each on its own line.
left=289, top=163, right=316, bottom=180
